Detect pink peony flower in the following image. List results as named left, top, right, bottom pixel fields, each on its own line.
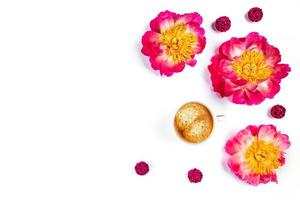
left=208, top=32, right=291, bottom=105
left=225, top=125, right=291, bottom=186
left=141, top=11, right=206, bottom=76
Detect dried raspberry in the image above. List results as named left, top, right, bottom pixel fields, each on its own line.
left=135, top=161, right=149, bottom=176
left=215, top=16, right=231, bottom=32
left=248, top=7, right=263, bottom=22
left=270, top=105, right=286, bottom=119
left=187, top=168, right=203, bottom=183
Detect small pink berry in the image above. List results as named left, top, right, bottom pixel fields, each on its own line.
left=248, top=7, right=263, bottom=22
left=188, top=168, right=203, bottom=183
left=135, top=161, right=149, bottom=176
left=215, top=16, right=231, bottom=32
left=270, top=104, right=286, bottom=119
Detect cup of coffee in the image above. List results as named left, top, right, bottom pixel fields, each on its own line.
left=174, top=102, right=214, bottom=143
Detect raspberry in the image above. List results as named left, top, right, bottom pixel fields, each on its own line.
left=215, top=16, right=231, bottom=32
left=187, top=168, right=203, bottom=183
left=248, top=7, right=263, bottom=22
left=135, top=161, right=149, bottom=176
left=270, top=105, right=286, bottom=119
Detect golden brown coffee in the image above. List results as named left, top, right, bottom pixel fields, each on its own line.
left=174, top=102, right=214, bottom=143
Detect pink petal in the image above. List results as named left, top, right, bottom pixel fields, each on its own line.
left=256, top=79, right=280, bottom=98
left=245, top=89, right=266, bottom=105
left=227, top=154, right=253, bottom=182
left=258, top=125, right=291, bottom=151
left=244, top=173, right=261, bottom=186
left=149, top=10, right=178, bottom=33
left=186, top=24, right=206, bottom=54
left=264, top=45, right=281, bottom=65
left=186, top=58, right=197, bottom=66
left=273, top=132, right=291, bottom=150
left=272, top=64, right=291, bottom=80
left=258, top=124, right=277, bottom=142
left=141, top=31, right=162, bottom=56
left=219, top=37, right=245, bottom=60
left=225, top=128, right=254, bottom=155
left=279, top=154, right=286, bottom=165
left=244, top=32, right=266, bottom=51
left=208, top=55, right=247, bottom=94
left=177, top=12, right=203, bottom=24
left=246, top=125, right=259, bottom=136
left=171, top=62, right=185, bottom=73
left=225, top=139, right=242, bottom=156
left=223, top=79, right=240, bottom=96
left=149, top=54, right=186, bottom=76
left=208, top=68, right=240, bottom=97
left=260, top=172, right=278, bottom=184
left=232, top=89, right=248, bottom=104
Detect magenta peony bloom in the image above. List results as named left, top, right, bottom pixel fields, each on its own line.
left=208, top=32, right=291, bottom=105
left=225, top=125, right=290, bottom=186
left=141, top=11, right=206, bottom=76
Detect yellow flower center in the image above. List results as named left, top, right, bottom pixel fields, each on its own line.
left=245, top=140, right=281, bottom=175
left=160, top=23, right=197, bottom=63
left=232, top=50, right=272, bottom=82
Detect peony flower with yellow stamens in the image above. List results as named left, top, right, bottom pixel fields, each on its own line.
left=141, top=11, right=206, bottom=76
left=208, top=32, right=291, bottom=105
left=225, top=125, right=291, bottom=186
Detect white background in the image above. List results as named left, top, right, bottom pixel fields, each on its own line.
left=0, top=0, right=300, bottom=199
